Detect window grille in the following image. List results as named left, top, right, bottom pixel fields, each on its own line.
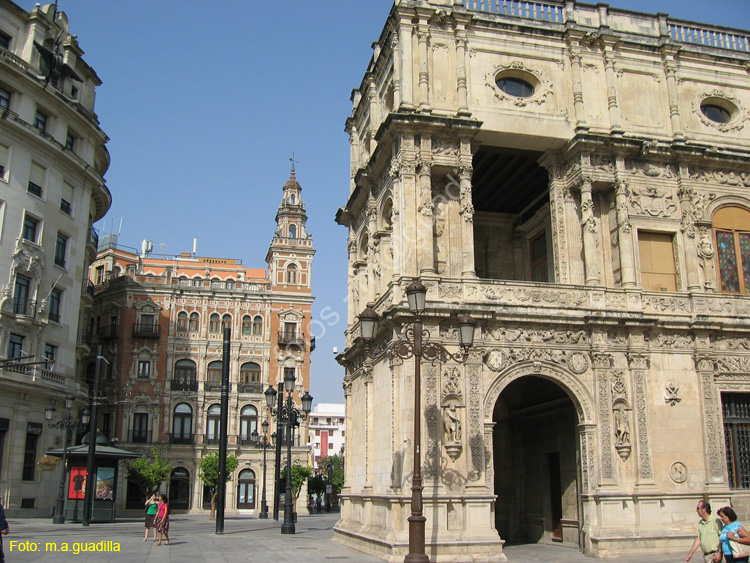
left=723, top=392, right=750, bottom=489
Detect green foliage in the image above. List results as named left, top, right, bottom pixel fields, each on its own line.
left=290, top=464, right=312, bottom=500
left=307, top=473, right=326, bottom=496
left=198, top=451, right=240, bottom=490
left=320, top=455, right=344, bottom=492
left=126, top=447, right=173, bottom=498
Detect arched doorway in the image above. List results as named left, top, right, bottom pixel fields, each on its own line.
left=169, top=467, right=191, bottom=510
left=237, top=469, right=256, bottom=509
left=493, top=376, right=579, bottom=547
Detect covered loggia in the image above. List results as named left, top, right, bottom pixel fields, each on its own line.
left=492, top=375, right=580, bottom=547
left=471, top=147, right=552, bottom=282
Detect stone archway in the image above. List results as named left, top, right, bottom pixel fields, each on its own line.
left=485, top=363, right=594, bottom=551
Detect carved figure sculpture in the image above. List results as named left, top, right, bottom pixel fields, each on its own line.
left=444, top=405, right=461, bottom=444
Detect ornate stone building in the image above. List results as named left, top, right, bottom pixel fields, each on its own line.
left=335, top=0, right=750, bottom=560
left=0, top=2, right=110, bottom=516
left=88, top=170, right=315, bottom=514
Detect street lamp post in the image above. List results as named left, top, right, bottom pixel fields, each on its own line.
left=45, top=395, right=90, bottom=525
left=251, top=421, right=274, bottom=519
left=265, top=373, right=312, bottom=535
left=359, top=280, right=476, bottom=563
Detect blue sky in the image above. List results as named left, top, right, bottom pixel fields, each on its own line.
left=38, top=1, right=749, bottom=405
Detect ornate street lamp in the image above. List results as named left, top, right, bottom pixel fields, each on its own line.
left=45, top=395, right=90, bottom=524
left=251, top=420, right=275, bottom=519
left=265, top=377, right=313, bottom=534
left=358, top=279, right=476, bottom=563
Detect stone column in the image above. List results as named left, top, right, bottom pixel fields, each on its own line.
left=696, top=354, right=726, bottom=486
left=600, top=36, right=623, bottom=135
left=457, top=162, right=476, bottom=278
left=391, top=32, right=402, bottom=111
left=389, top=169, right=403, bottom=282
left=455, top=21, right=470, bottom=117
left=661, top=46, right=685, bottom=141
left=678, top=180, right=703, bottom=291
left=613, top=169, right=636, bottom=287
left=399, top=20, right=415, bottom=111
left=416, top=17, right=431, bottom=113
left=566, top=31, right=588, bottom=132
left=627, top=352, right=654, bottom=485
left=592, top=352, right=615, bottom=484
left=417, top=154, right=435, bottom=276
left=579, top=177, right=601, bottom=286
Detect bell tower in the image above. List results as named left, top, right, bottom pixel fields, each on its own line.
left=266, top=164, right=315, bottom=292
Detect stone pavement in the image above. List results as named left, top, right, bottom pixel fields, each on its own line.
left=1, top=511, right=689, bottom=562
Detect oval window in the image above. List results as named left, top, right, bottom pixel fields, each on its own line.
left=701, top=103, right=731, bottom=124
left=496, top=77, right=534, bottom=98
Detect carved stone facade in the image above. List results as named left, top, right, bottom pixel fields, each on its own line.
left=336, top=1, right=750, bottom=561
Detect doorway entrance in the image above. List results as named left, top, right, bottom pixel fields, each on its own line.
left=493, top=376, right=580, bottom=547
left=169, top=467, right=191, bottom=510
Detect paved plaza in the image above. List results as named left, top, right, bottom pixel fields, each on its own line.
left=1, top=511, right=689, bottom=562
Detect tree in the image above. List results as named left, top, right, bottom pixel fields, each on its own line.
left=289, top=464, right=312, bottom=505
left=126, top=447, right=173, bottom=498
left=198, top=451, right=239, bottom=520
left=321, top=455, right=344, bottom=492
left=307, top=473, right=326, bottom=497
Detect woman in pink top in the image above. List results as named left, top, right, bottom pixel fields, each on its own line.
left=154, top=494, right=170, bottom=546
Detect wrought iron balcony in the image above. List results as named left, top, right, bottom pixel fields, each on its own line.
left=238, top=382, right=264, bottom=394
left=132, top=323, right=161, bottom=338
left=171, top=378, right=198, bottom=392
left=11, top=297, right=35, bottom=317
left=278, top=331, right=306, bottom=350
left=128, top=430, right=152, bottom=444
left=168, top=433, right=194, bottom=445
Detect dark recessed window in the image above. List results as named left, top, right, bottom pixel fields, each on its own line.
left=496, top=77, right=534, bottom=98
left=701, top=104, right=731, bottom=124
left=0, top=33, right=10, bottom=51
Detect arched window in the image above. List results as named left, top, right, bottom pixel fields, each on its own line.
left=222, top=314, right=232, bottom=330
left=174, top=359, right=196, bottom=391
left=715, top=206, right=750, bottom=293
left=207, top=361, right=223, bottom=391
left=288, top=224, right=297, bottom=238
left=237, top=469, right=256, bottom=509
left=240, top=362, right=261, bottom=393
left=286, top=263, right=297, bottom=284
left=206, top=404, right=221, bottom=443
left=252, top=315, right=263, bottom=336
left=209, top=313, right=220, bottom=333
left=177, top=311, right=187, bottom=332
left=189, top=312, right=200, bottom=332
left=172, top=403, right=193, bottom=444
left=290, top=194, right=296, bottom=205
left=239, top=405, right=258, bottom=444
left=242, top=315, right=252, bottom=334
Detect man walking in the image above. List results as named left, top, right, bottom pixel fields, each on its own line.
left=686, top=500, right=722, bottom=562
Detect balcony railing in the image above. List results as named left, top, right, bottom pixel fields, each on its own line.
left=463, top=0, right=564, bottom=21
left=204, top=433, right=220, bottom=444
left=278, top=331, right=306, bottom=350
left=168, top=433, right=194, bottom=445
left=87, top=228, right=99, bottom=251
left=171, top=379, right=198, bottom=392
left=670, top=21, right=750, bottom=52
left=11, top=297, right=35, bottom=317
left=205, top=382, right=232, bottom=393
left=128, top=430, right=152, bottom=444
left=238, top=382, right=264, bottom=394
left=98, top=325, right=118, bottom=340
left=132, top=323, right=161, bottom=338
left=1, top=363, right=66, bottom=386
left=77, top=328, right=92, bottom=347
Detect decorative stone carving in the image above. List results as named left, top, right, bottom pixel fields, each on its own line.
left=443, top=404, right=463, bottom=462
left=613, top=401, right=632, bottom=461
left=629, top=185, right=679, bottom=217
left=485, top=61, right=553, bottom=107
left=670, top=461, right=688, bottom=483
left=665, top=383, right=681, bottom=406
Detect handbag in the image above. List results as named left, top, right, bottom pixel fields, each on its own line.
left=730, top=527, right=750, bottom=558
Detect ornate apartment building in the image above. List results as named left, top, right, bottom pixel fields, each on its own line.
left=336, top=0, right=750, bottom=560
left=88, top=170, right=315, bottom=513
left=0, top=1, right=110, bottom=516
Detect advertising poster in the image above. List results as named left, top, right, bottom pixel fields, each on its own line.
left=96, top=467, right=115, bottom=500
left=68, top=467, right=86, bottom=499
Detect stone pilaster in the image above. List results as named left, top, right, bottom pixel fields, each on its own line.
left=593, top=352, right=615, bottom=483
left=417, top=151, right=435, bottom=276
left=416, top=16, right=431, bottom=113
left=628, top=352, right=654, bottom=484
left=579, top=177, right=601, bottom=286
left=661, top=45, right=684, bottom=141
left=696, top=355, right=726, bottom=486
left=613, top=167, right=636, bottom=288
left=601, top=36, right=623, bottom=134
left=566, top=31, right=588, bottom=132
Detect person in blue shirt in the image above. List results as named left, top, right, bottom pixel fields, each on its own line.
left=718, top=506, right=750, bottom=562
